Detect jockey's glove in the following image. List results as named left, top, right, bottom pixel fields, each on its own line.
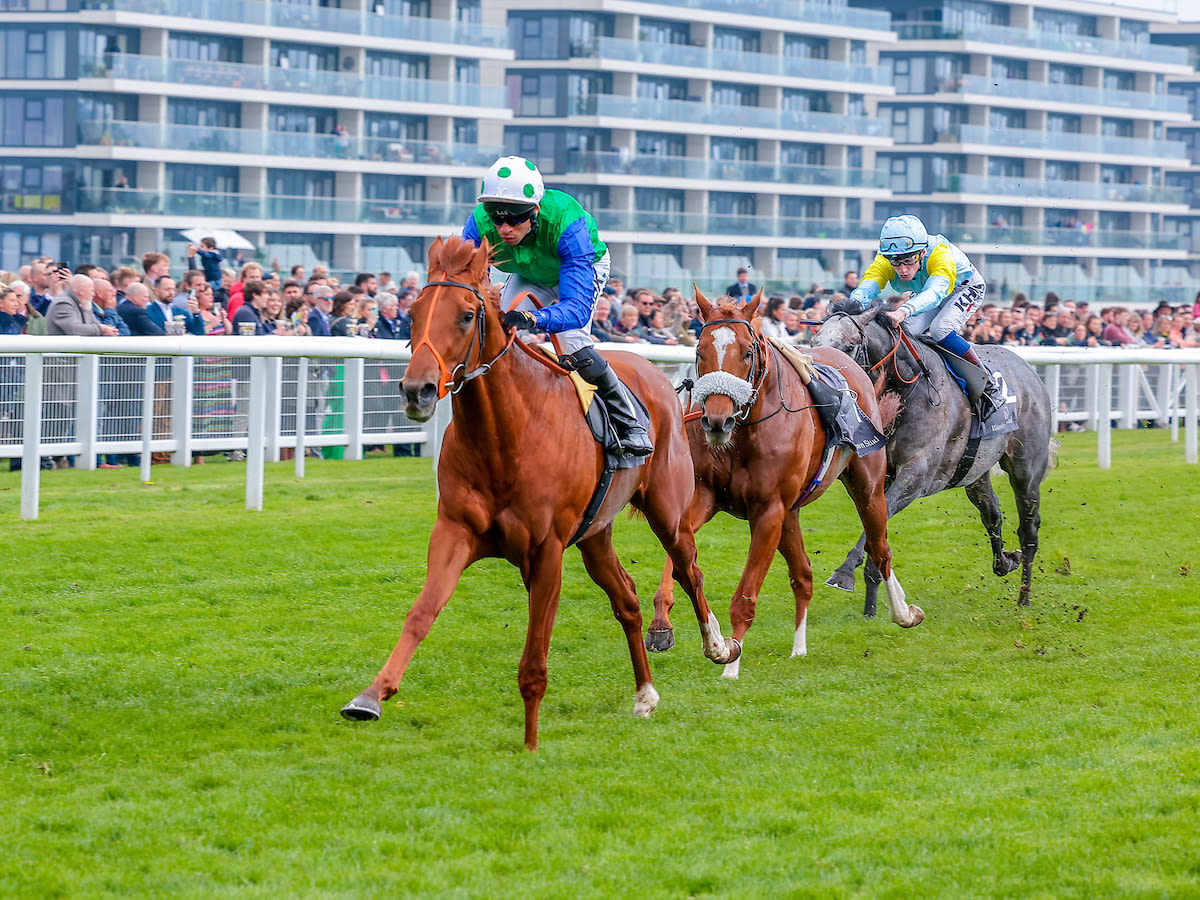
left=503, top=310, right=537, bottom=332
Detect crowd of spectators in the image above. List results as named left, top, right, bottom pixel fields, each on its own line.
left=0, top=242, right=426, bottom=470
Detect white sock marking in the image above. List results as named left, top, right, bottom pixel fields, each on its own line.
left=791, top=610, right=808, bottom=657
left=633, top=683, right=659, bottom=717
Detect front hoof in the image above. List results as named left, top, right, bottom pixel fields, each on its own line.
left=825, top=569, right=857, bottom=592
left=710, top=637, right=742, bottom=665
left=902, top=605, right=925, bottom=628
left=645, top=627, right=675, bottom=653
left=633, top=684, right=659, bottom=718
left=994, top=550, right=1022, bottom=577
left=340, top=694, right=382, bottom=721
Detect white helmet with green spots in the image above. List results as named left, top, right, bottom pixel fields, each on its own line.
left=477, top=156, right=545, bottom=211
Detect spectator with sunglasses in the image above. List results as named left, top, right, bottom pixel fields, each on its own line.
left=840, top=214, right=1004, bottom=418
left=461, top=155, right=652, bottom=456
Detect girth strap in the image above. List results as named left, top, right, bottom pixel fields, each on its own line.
left=948, top=432, right=982, bottom=488
left=568, top=461, right=617, bottom=547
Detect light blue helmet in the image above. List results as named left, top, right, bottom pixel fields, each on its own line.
left=879, top=215, right=929, bottom=259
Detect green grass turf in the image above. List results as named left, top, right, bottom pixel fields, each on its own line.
left=1, top=430, right=1198, bottom=898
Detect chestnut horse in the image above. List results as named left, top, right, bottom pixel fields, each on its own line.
left=648, top=291, right=924, bottom=678
left=341, top=236, right=740, bottom=749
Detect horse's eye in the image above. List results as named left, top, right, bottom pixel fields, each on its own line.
left=461, top=310, right=474, bottom=326
left=743, top=347, right=753, bottom=362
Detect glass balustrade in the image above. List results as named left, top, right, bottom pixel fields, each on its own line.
left=61, top=190, right=1192, bottom=250
left=78, top=0, right=508, bottom=48
left=650, top=0, right=890, bottom=31
left=76, top=120, right=502, bottom=166
left=933, top=173, right=1186, bottom=205
left=79, top=55, right=508, bottom=108
left=566, top=151, right=887, bottom=188
left=946, top=125, right=1187, bottom=159
left=895, top=22, right=1187, bottom=66
left=586, top=37, right=889, bottom=85
left=576, top=95, right=887, bottom=137
left=947, top=75, right=1189, bottom=115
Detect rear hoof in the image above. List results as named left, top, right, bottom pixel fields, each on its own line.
left=341, top=694, right=382, bottom=721
left=994, top=550, right=1022, bottom=577
left=825, top=569, right=856, bottom=592
left=645, top=627, right=675, bottom=653
left=709, top=637, right=742, bottom=665
left=903, top=604, right=925, bottom=628
left=633, top=683, right=659, bottom=718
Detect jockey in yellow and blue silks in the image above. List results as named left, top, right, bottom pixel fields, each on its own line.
left=846, top=214, right=1004, bottom=417
left=462, top=155, right=652, bottom=456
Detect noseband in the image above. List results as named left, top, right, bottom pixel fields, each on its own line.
left=410, top=279, right=513, bottom=397
left=691, top=318, right=768, bottom=421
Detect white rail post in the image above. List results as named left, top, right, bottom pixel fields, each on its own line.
left=171, top=355, right=194, bottom=466
left=140, top=357, right=155, bottom=483
left=1117, top=363, right=1137, bottom=429
left=1085, top=363, right=1100, bottom=431
left=20, top=354, right=44, bottom=520
left=246, top=355, right=267, bottom=511
left=1186, top=364, right=1198, bottom=465
left=344, top=357, right=365, bottom=460
left=1156, top=363, right=1174, bottom=431
left=294, top=356, right=308, bottom=478
left=76, top=354, right=100, bottom=471
left=265, top=356, right=283, bottom=463
left=1098, top=363, right=1113, bottom=469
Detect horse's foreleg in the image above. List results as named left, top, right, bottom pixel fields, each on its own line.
left=519, top=542, right=566, bottom=751
left=720, top=502, right=787, bottom=680
left=577, top=527, right=658, bottom=718
left=965, top=473, right=1020, bottom=577
left=845, top=455, right=922, bottom=628
left=341, top=520, right=476, bottom=722
left=646, top=557, right=677, bottom=653
left=776, top=510, right=813, bottom=659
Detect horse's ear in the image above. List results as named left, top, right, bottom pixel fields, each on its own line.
left=470, top=237, right=491, bottom=284
left=694, top=283, right=712, bottom=319
left=743, top=287, right=764, bottom=321
left=426, top=235, right=445, bottom=274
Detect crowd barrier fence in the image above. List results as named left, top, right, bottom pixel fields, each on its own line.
left=1, top=336, right=1196, bottom=520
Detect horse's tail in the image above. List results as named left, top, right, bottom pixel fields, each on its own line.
left=878, top=391, right=904, bottom=434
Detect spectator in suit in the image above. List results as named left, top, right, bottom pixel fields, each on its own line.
left=91, top=277, right=129, bottom=337
left=231, top=281, right=271, bottom=335
left=304, top=281, right=333, bottom=337
left=118, top=282, right=165, bottom=335
left=354, top=272, right=378, bottom=298
left=110, top=266, right=140, bottom=302
left=141, top=251, right=170, bottom=285
left=47, top=274, right=117, bottom=336
left=725, top=267, right=756, bottom=299
left=27, top=259, right=55, bottom=315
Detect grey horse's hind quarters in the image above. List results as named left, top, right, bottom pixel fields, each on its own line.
left=813, top=301, right=1054, bottom=613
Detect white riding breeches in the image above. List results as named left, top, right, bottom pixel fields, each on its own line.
left=907, top=276, right=987, bottom=342
left=500, top=250, right=611, bottom=355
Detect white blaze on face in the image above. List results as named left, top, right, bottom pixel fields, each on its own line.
left=710, top=326, right=737, bottom=370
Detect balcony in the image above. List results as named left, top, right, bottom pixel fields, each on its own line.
left=72, top=187, right=475, bottom=225
left=580, top=37, right=890, bottom=86
left=895, top=22, right=1188, bottom=66
left=957, top=224, right=1184, bottom=251
left=77, top=120, right=503, bottom=166
left=567, top=94, right=888, bottom=138
left=646, top=0, right=890, bottom=32
left=932, top=173, right=1186, bottom=205
left=939, top=124, right=1187, bottom=159
left=942, top=74, right=1189, bottom=115
left=566, top=151, right=888, bottom=188
left=78, top=55, right=509, bottom=109
left=78, top=0, right=509, bottom=49
left=596, top=211, right=879, bottom=240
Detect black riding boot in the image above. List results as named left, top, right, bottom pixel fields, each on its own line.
left=567, top=346, right=654, bottom=457
left=961, top=346, right=1005, bottom=419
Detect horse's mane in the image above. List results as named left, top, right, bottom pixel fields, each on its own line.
left=426, top=235, right=500, bottom=303
left=717, top=297, right=753, bottom=320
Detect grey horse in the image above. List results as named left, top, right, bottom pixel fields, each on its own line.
left=812, top=301, right=1054, bottom=611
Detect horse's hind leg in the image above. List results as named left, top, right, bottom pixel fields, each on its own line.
left=1002, top=457, right=1046, bottom=608
left=577, top=527, right=658, bottom=717
left=964, top=472, right=1021, bottom=577
left=647, top=558, right=677, bottom=653
left=826, top=536, right=866, bottom=594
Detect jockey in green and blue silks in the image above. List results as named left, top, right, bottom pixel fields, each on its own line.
left=460, top=155, right=652, bottom=456
left=847, top=214, right=1004, bottom=417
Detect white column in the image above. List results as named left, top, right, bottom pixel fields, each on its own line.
left=171, top=355, right=194, bottom=465
left=20, top=354, right=43, bottom=520
left=76, top=355, right=100, bottom=471
left=246, top=355, right=267, bottom=510
left=344, top=356, right=365, bottom=460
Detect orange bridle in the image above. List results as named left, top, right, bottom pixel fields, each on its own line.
left=409, top=279, right=513, bottom=398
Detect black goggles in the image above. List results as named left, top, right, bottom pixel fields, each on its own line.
left=486, top=207, right=534, bottom=227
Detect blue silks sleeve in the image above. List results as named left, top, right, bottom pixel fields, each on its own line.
left=462, top=215, right=482, bottom=247
left=534, top=219, right=598, bottom=333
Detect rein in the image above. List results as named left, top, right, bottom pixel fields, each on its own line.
left=825, top=310, right=940, bottom=406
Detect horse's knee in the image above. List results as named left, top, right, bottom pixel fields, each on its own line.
left=518, top=661, right=548, bottom=702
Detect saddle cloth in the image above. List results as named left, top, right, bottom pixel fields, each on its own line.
left=914, top=338, right=1019, bottom=441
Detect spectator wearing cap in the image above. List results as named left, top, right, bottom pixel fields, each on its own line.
left=725, top=267, right=756, bottom=299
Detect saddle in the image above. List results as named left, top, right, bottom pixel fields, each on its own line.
left=913, top=336, right=1018, bottom=442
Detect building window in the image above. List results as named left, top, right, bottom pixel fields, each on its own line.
left=637, top=131, right=685, bottom=156
left=170, top=99, right=241, bottom=128
left=271, top=42, right=338, bottom=71
left=169, top=164, right=239, bottom=193
left=639, top=17, right=689, bottom=45
left=638, top=77, right=687, bottom=102
left=1, top=26, right=69, bottom=78
left=270, top=106, right=337, bottom=134
left=2, top=95, right=66, bottom=146
left=168, top=32, right=241, bottom=62
left=1, top=161, right=67, bottom=214
left=366, top=52, right=429, bottom=79
left=365, top=114, right=427, bottom=142
left=713, top=27, right=760, bottom=54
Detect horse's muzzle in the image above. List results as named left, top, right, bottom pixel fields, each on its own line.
left=402, top=380, right=439, bottom=420
left=700, top=413, right=735, bottom=445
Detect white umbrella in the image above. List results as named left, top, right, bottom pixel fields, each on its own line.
left=180, top=227, right=256, bottom=251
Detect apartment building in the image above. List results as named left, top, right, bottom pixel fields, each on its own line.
left=499, top=0, right=897, bottom=289
left=856, top=0, right=1194, bottom=304
left=0, top=0, right=513, bottom=275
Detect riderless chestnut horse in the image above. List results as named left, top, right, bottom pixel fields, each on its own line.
left=341, top=236, right=740, bottom=749
left=648, top=290, right=924, bottom=679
